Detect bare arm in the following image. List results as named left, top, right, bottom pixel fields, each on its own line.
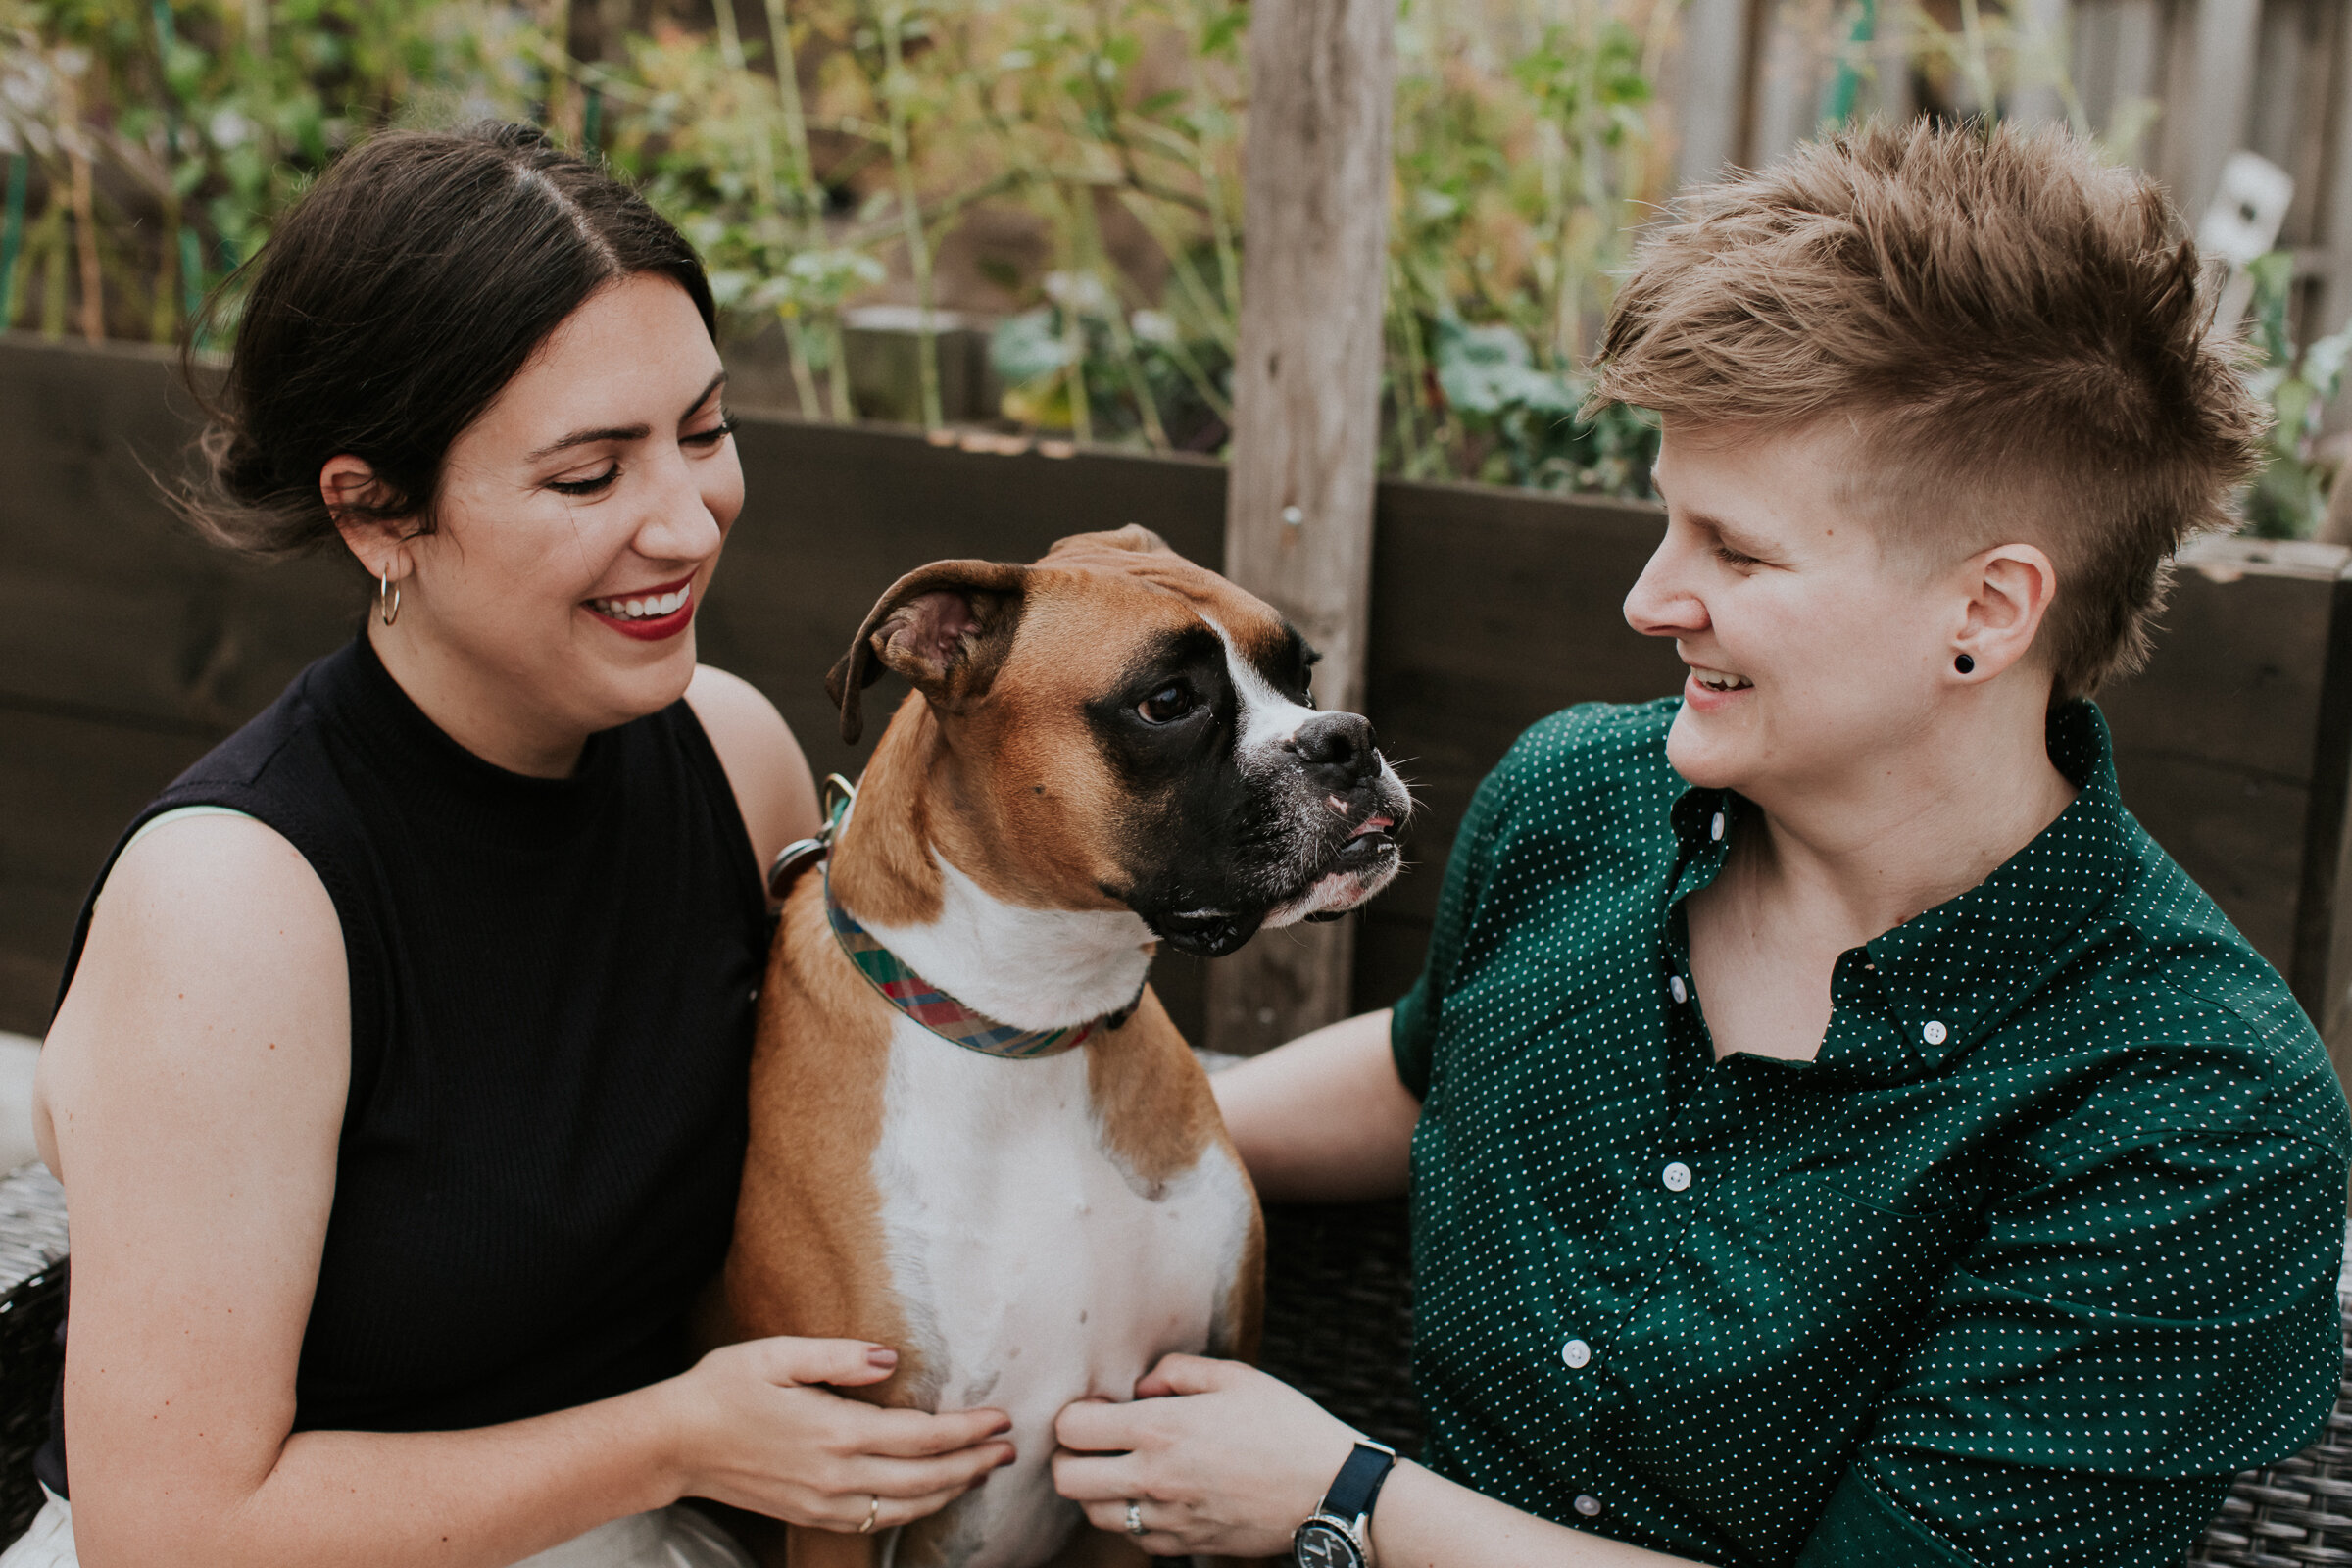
left=1210, top=1009, right=1419, bottom=1202
left=1370, top=1461, right=1697, bottom=1567
left=37, top=815, right=1006, bottom=1568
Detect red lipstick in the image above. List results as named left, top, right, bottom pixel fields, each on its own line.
left=584, top=573, right=698, bottom=642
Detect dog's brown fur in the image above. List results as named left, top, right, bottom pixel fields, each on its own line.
left=728, top=530, right=1284, bottom=1568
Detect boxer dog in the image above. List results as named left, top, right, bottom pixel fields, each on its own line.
left=724, top=527, right=1410, bottom=1568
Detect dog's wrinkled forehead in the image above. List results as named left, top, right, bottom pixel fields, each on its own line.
left=1025, top=526, right=1296, bottom=673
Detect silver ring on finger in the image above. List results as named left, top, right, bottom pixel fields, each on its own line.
left=859, top=1494, right=880, bottom=1535
left=1125, top=1499, right=1146, bottom=1537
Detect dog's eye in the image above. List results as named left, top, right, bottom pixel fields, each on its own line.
left=1137, top=685, right=1194, bottom=724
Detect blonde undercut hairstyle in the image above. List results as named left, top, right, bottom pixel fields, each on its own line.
left=1591, top=119, right=2268, bottom=701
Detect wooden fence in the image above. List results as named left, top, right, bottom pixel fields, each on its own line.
left=10, top=329, right=2352, bottom=1080
left=1668, top=0, right=2352, bottom=343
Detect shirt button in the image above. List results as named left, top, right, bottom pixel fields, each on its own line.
left=1922, top=1019, right=1947, bottom=1045
left=1709, top=810, right=1726, bottom=841
left=1573, top=1494, right=1603, bottom=1517
left=1562, top=1338, right=1592, bottom=1369
left=1668, top=974, right=1688, bottom=1004
left=1662, top=1161, right=1692, bottom=1192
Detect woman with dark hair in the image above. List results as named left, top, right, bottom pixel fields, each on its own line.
left=10, top=123, right=1011, bottom=1568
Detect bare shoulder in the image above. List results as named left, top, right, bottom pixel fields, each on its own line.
left=38, top=811, right=350, bottom=1180
left=683, top=662, right=785, bottom=740
left=51, top=811, right=346, bottom=1055
left=686, top=664, right=821, bottom=881
left=75, top=810, right=344, bottom=989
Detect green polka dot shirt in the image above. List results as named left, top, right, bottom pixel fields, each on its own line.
left=1391, top=698, right=2352, bottom=1567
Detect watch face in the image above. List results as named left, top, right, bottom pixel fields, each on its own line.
left=1293, top=1519, right=1365, bottom=1568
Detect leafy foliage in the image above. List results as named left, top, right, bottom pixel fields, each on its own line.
left=3, top=0, right=1676, bottom=499
left=10, top=0, right=2333, bottom=518
left=2242, top=250, right=2352, bottom=540
left=0, top=0, right=1675, bottom=494
left=1, top=0, right=546, bottom=342
left=1423, top=315, right=1652, bottom=494
left=1382, top=4, right=1663, bottom=494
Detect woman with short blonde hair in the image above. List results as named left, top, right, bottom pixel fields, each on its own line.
left=1054, top=122, right=2351, bottom=1568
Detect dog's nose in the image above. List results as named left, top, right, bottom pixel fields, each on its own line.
left=1288, top=710, right=1379, bottom=790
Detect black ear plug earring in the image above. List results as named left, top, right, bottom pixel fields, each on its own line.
left=1954, top=654, right=1976, bottom=675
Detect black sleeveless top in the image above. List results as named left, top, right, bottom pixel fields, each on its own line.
left=38, top=633, right=770, bottom=1493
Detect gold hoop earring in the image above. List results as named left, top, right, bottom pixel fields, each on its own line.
left=379, top=567, right=401, bottom=627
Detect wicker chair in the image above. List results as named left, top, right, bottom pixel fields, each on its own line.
left=1, top=1172, right=2343, bottom=1562
left=0, top=1162, right=67, bottom=1549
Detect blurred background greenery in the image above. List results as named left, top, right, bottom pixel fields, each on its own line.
left=1, top=0, right=2346, bottom=524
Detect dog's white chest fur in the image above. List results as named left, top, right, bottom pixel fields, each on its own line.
left=872, top=1019, right=1252, bottom=1568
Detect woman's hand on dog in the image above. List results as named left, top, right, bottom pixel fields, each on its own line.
left=660, top=1336, right=1014, bottom=1533
left=1051, top=1353, right=1358, bottom=1555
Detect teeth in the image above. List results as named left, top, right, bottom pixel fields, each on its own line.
left=1690, top=665, right=1753, bottom=692
left=592, top=586, right=691, bottom=620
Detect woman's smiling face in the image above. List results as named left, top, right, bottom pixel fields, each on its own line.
left=359, top=272, right=743, bottom=761
left=1623, top=418, right=1967, bottom=806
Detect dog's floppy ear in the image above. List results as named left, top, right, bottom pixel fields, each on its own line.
left=824, top=560, right=1031, bottom=744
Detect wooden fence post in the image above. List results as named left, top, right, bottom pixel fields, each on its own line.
left=2320, top=4, right=2352, bottom=342
left=2160, top=0, right=2261, bottom=220
left=2007, top=0, right=2074, bottom=126
left=2075, top=0, right=2163, bottom=164
left=1671, top=0, right=1754, bottom=186
left=1204, top=0, right=1396, bottom=1056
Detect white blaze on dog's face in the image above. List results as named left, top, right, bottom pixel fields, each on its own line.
left=1198, top=616, right=1406, bottom=937
left=828, top=527, right=1412, bottom=957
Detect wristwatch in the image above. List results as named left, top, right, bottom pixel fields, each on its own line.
left=1292, top=1439, right=1397, bottom=1568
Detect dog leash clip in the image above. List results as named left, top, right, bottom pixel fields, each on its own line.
left=767, top=774, right=859, bottom=901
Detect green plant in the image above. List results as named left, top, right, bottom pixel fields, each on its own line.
left=989, top=270, right=1227, bottom=447
left=961, top=0, right=1246, bottom=446
left=1424, top=313, right=1653, bottom=493
left=2242, top=249, right=2352, bottom=540
left=30, top=0, right=2303, bottom=515
left=0, top=0, right=553, bottom=345
left=602, top=21, right=851, bottom=417
left=3, top=0, right=1674, bottom=490
left=1381, top=0, right=1667, bottom=494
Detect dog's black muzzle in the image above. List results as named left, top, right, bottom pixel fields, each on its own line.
left=1149, top=907, right=1268, bottom=957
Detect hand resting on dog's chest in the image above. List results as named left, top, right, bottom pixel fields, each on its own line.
left=871, top=1017, right=1256, bottom=1567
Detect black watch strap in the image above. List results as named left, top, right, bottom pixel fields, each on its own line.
left=1321, top=1441, right=1397, bottom=1525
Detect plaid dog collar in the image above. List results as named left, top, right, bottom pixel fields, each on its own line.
left=823, top=865, right=1142, bottom=1059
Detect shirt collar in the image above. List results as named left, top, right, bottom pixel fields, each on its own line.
left=1669, top=700, right=2134, bottom=1083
